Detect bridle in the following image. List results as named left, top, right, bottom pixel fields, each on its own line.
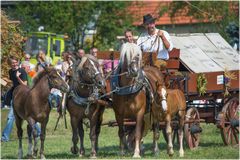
left=153, top=84, right=168, bottom=110
left=70, top=56, right=104, bottom=115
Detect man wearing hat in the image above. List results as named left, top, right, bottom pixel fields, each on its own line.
left=137, top=14, right=173, bottom=70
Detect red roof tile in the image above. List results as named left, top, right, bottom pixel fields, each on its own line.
left=128, top=1, right=235, bottom=26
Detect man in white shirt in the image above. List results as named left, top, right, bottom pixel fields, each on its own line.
left=137, top=14, right=173, bottom=70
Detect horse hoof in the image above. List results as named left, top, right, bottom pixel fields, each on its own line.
left=79, top=150, right=85, bottom=157
left=168, top=150, right=174, bottom=157
left=33, top=149, right=38, bottom=158
left=18, top=150, right=23, bottom=159
left=153, top=151, right=159, bottom=157
left=179, top=151, right=184, bottom=157
left=40, top=154, right=46, bottom=159
left=90, top=154, right=97, bottom=159
left=26, top=154, right=34, bottom=159
left=71, top=146, right=79, bottom=155
left=133, top=154, right=141, bottom=158
left=119, top=151, right=125, bottom=156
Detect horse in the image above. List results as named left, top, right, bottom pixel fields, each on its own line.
left=13, top=66, right=69, bottom=159
left=111, top=42, right=148, bottom=158
left=124, top=66, right=166, bottom=153
left=66, top=54, right=106, bottom=158
left=145, top=69, right=186, bottom=157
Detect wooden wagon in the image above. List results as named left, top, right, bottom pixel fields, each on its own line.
left=97, top=33, right=239, bottom=149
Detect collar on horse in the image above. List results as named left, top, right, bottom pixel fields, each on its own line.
left=110, top=66, right=145, bottom=95
left=68, top=56, right=100, bottom=112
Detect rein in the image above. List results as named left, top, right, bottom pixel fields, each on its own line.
left=98, top=77, right=146, bottom=99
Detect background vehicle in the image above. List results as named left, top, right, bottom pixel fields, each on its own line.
left=24, top=32, right=72, bottom=64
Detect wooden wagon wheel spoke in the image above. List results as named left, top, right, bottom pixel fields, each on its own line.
left=230, top=101, right=238, bottom=118
left=184, top=107, right=201, bottom=150
left=232, top=127, right=239, bottom=143
left=219, top=97, right=239, bottom=146
left=226, top=127, right=232, bottom=144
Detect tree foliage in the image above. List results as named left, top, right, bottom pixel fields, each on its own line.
left=166, top=1, right=239, bottom=43
left=5, top=1, right=133, bottom=51
left=1, top=11, right=24, bottom=91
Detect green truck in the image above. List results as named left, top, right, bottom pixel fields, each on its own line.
left=24, top=32, right=72, bottom=65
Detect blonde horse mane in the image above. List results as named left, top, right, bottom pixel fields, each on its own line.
left=119, top=42, right=142, bottom=67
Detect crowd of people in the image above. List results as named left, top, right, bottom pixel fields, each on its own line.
left=1, top=13, right=173, bottom=142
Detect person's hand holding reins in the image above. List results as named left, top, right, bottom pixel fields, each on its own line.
left=157, top=30, right=164, bottom=38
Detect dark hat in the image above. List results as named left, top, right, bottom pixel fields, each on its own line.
left=143, top=14, right=156, bottom=25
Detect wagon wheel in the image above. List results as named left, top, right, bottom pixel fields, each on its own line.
left=184, top=107, right=201, bottom=150
left=219, top=97, right=239, bottom=146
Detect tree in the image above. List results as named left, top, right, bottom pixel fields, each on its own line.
left=1, top=11, right=24, bottom=91
left=164, top=1, right=239, bottom=43
left=5, top=1, right=133, bottom=51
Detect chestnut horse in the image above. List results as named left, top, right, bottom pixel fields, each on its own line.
left=67, top=54, right=106, bottom=158
left=145, top=67, right=186, bottom=157
left=111, top=42, right=147, bottom=158
left=13, top=66, right=69, bottom=159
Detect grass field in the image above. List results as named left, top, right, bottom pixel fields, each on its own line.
left=1, top=108, right=239, bottom=159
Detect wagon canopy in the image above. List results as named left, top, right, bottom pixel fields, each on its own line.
left=171, top=33, right=239, bottom=73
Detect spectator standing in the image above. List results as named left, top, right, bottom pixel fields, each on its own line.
left=1, top=56, right=37, bottom=142
left=62, top=52, right=73, bottom=81
left=36, top=50, right=52, bottom=72
left=77, top=49, right=85, bottom=59
left=124, top=29, right=135, bottom=43
left=90, top=47, right=98, bottom=58
left=22, top=53, right=35, bottom=71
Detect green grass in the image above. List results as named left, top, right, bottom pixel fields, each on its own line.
left=1, top=108, right=239, bottom=159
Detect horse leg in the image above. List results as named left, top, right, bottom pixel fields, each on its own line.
left=166, top=114, right=174, bottom=156
left=70, top=117, right=79, bottom=155
left=126, top=126, right=135, bottom=151
left=95, top=107, right=104, bottom=153
left=115, top=115, right=127, bottom=156
left=152, top=121, right=160, bottom=156
left=26, top=124, right=33, bottom=158
left=15, top=115, right=23, bottom=159
left=133, top=112, right=144, bottom=158
left=90, top=117, right=97, bottom=158
left=39, top=118, right=49, bottom=159
left=78, top=119, right=85, bottom=157
left=32, top=123, right=39, bottom=158
left=178, top=111, right=185, bottom=157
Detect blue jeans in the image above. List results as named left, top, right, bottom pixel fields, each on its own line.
left=1, top=101, right=41, bottom=142
left=48, top=93, right=61, bottom=108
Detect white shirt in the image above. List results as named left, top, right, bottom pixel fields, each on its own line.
left=137, top=29, right=173, bottom=60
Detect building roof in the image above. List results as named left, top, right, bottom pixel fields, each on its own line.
left=128, top=1, right=237, bottom=26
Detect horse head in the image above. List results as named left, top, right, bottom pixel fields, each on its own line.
left=77, top=55, right=106, bottom=90
left=155, top=81, right=168, bottom=111
left=45, top=67, right=70, bottom=93
left=129, top=54, right=141, bottom=77
left=120, top=42, right=142, bottom=78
